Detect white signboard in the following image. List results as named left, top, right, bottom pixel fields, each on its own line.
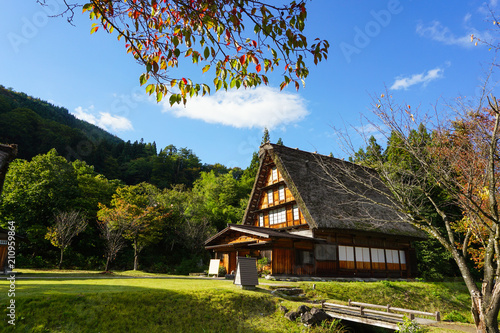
left=208, top=259, right=221, bottom=277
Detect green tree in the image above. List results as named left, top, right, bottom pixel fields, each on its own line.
left=193, top=170, right=247, bottom=231
left=0, top=149, right=80, bottom=261
left=78, top=0, right=329, bottom=104
left=350, top=135, right=383, bottom=166
left=261, top=127, right=270, bottom=145
left=100, top=183, right=170, bottom=270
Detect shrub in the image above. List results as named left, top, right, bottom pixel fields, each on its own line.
left=443, top=310, right=469, bottom=323
left=175, top=257, right=205, bottom=275
left=396, top=316, right=429, bottom=333
left=218, top=266, right=227, bottom=277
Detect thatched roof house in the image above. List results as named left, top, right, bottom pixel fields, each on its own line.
left=205, top=143, right=425, bottom=278
left=0, top=144, right=17, bottom=196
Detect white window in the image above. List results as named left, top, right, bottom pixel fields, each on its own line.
left=269, top=210, right=274, bottom=225
left=371, top=248, right=385, bottom=263
left=259, top=213, right=264, bottom=227
left=278, top=207, right=286, bottom=223
left=385, top=249, right=400, bottom=264
left=355, top=247, right=370, bottom=263
left=271, top=167, right=278, bottom=181
left=0, top=240, right=7, bottom=245
left=293, top=205, right=299, bottom=220
left=269, top=207, right=286, bottom=225
left=278, top=185, right=285, bottom=201
left=338, top=246, right=354, bottom=262
left=267, top=189, right=273, bottom=205
left=399, top=250, right=406, bottom=264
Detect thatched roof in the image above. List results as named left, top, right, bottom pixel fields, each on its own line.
left=0, top=144, right=17, bottom=196
left=243, top=143, right=426, bottom=239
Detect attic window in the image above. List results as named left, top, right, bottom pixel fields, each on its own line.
left=278, top=185, right=285, bottom=201
left=267, top=189, right=273, bottom=205
left=293, top=204, right=299, bottom=220
left=269, top=207, right=286, bottom=225
left=271, top=167, right=278, bottom=181
left=259, top=213, right=264, bottom=227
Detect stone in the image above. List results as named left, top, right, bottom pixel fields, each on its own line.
left=301, top=311, right=319, bottom=326
left=284, top=311, right=299, bottom=322
left=279, top=305, right=289, bottom=314
left=310, top=308, right=330, bottom=322
left=273, top=288, right=304, bottom=296
left=296, top=304, right=311, bottom=315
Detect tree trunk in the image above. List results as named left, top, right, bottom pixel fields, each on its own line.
left=133, top=239, right=138, bottom=271
left=105, top=256, right=110, bottom=272
left=472, top=293, right=500, bottom=333
left=58, top=248, right=64, bottom=270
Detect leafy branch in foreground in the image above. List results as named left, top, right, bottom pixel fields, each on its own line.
left=79, top=0, right=328, bottom=104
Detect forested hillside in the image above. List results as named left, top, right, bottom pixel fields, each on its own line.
left=0, top=85, right=219, bottom=188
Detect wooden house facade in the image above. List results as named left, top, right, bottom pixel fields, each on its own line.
left=205, top=144, right=426, bottom=278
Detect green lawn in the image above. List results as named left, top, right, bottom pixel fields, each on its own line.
left=0, top=270, right=476, bottom=333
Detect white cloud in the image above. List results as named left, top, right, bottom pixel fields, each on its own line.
left=390, top=67, right=445, bottom=90
left=161, top=86, right=309, bottom=129
left=73, top=106, right=133, bottom=132
left=464, top=13, right=472, bottom=24
left=416, top=21, right=475, bottom=48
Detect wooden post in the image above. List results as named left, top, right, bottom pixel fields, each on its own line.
left=360, top=306, right=365, bottom=316
left=387, top=304, right=391, bottom=312
left=410, top=313, right=415, bottom=320
left=435, top=311, right=441, bottom=321
left=348, top=299, right=352, bottom=307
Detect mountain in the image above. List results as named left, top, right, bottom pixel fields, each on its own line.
left=0, top=85, right=122, bottom=160
left=0, top=85, right=206, bottom=187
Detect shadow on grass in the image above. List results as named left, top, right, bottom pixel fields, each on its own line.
left=5, top=282, right=277, bottom=333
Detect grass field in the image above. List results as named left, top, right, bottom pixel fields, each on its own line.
left=0, top=270, right=476, bottom=333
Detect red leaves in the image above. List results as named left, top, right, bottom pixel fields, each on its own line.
left=239, top=54, right=246, bottom=65
left=182, top=78, right=188, bottom=85
left=256, top=64, right=261, bottom=73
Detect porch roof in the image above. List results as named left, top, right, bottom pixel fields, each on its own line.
left=204, top=224, right=324, bottom=248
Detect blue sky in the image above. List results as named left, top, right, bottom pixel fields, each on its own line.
left=1, top=0, right=499, bottom=168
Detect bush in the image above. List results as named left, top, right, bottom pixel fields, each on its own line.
left=443, top=310, right=469, bottom=323
left=218, top=266, right=227, bottom=277
left=148, top=262, right=171, bottom=274
left=421, top=268, right=445, bottom=282
left=396, top=316, right=429, bottom=333
left=175, top=257, right=205, bottom=275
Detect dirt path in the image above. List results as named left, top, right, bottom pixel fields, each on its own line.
left=428, top=321, right=476, bottom=333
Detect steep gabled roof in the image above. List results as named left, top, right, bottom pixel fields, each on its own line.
left=243, top=143, right=426, bottom=239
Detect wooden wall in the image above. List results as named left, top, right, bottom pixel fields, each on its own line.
left=253, top=162, right=307, bottom=229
